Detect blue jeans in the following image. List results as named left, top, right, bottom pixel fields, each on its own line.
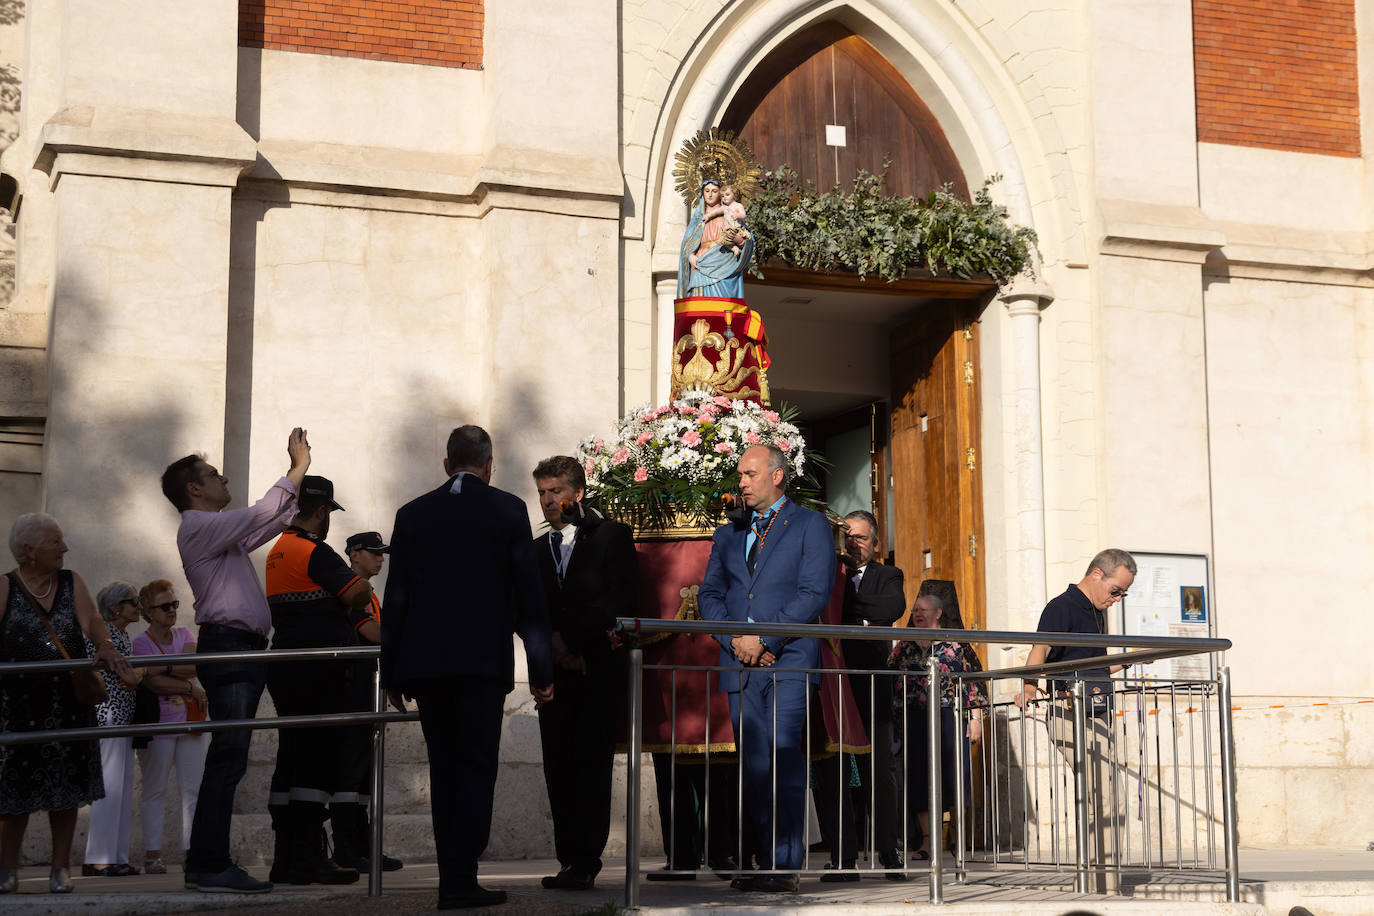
left=186, top=624, right=268, bottom=874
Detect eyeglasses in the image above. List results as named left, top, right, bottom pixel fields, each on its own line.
left=1108, top=586, right=1129, bottom=599
left=147, top=600, right=180, bottom=613
left=118, top=598, right=142, bottom=609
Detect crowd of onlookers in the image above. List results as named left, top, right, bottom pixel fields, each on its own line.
left=0, top=513, right=207, bottom=892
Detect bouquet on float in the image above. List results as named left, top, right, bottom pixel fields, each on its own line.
left=575, top=389, right=824, bottom=532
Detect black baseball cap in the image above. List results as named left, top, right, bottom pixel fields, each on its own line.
left=346, top=531, right=389, bottom=554
left=300, top=475, right=344, bottom=512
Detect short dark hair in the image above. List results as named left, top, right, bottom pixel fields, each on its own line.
left=532, top=455, right=585, bottom=492
left=447, top=425, right=492, bottom=471
left=161, top=454, right=205, bottom=512
left=297, top=492, right=329, bottom=515
left=844, top=509, right=879, bottom=538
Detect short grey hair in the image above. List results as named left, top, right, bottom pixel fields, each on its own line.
left=914, top=593, right=944, bottom=614
left=1086, top=548, right=1137, bottom=578
left=9, top=512, right=59, bottom=565
left=844, top=510, right=879, bottom=539
left=748, top=444, right=788, bottom=482
left=95, top=581, right=138, bottom=622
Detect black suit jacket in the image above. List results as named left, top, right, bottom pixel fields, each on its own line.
left=534, top=515, right=637, bottom=672
left=839, top=561, right=906, bottom=674
left=380, top=474, right=554, bottom=693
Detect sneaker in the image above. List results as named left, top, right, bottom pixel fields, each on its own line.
left=193, top=864, right=273, bottom=894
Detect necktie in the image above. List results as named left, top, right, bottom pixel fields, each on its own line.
left=747, top=512, right=772, bottom=574
left=550, top=530, right=564, bottom=583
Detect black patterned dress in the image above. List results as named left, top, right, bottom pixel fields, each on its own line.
left=0, top=570, right=104, bottom=815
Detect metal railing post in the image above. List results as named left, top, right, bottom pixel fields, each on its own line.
left=1071, top=679, right=1091, bottom=894
left=953, top=681, right=966, bottom=883
left=927, top=654, right=943, bottom=904
left=625, top=645, right=644, bottom=910
left=368, top=665, right=384, bottom=897
left=1219, top=666, right=1240, bottom=902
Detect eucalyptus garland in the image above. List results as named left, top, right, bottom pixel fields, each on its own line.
left=747, top=166, right=1037, bottom=284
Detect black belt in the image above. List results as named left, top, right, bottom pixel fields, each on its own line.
left=198, top=622, right=269, bottom=650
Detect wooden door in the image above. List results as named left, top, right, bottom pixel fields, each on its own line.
left=888, top=301, right=986, bottom=633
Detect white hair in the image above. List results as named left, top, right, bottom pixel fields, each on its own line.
left=9, top=512, right=59, bottom=565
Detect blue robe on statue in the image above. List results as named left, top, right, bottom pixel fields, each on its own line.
left=678, top=188, right=754, bottom=299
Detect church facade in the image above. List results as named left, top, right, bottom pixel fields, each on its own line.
left=0, top=0, right=1371, bottom=856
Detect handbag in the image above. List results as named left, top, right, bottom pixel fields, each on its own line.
left=132, top=683, right=160, bottom=749
left=7, top=572, right=109, bottom=705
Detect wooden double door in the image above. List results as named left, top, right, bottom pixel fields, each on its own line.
left=882, top=299, right=987, bottom=632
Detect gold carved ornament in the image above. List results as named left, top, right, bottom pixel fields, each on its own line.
left=673, top=127, right=764, bottom=207
left=637, top=585, right=703, bottom=648
left=672, top=318, right=770, bottom=403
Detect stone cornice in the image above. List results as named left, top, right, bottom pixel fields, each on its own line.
left=1203, top=221, right=1374, bottom=288
left=35, top=106, right=257, bottom=189
left=1097, top=198, right=1226, bottom=264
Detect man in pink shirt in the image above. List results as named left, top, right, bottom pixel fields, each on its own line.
left=160, top=428, right=311, bottom=894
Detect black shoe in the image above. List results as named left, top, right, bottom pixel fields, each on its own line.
left=730, top=875, right=762, bottom=892
left=288, top=858, right=359, bottom=885
left=334, top=853, right=404, bottom=873
left=438, top=886, right=507, bottom=909
left=820, top=862, right=859, bottom=883
left=194, top=864, right=273, bottom=894
left=541, top=867, right=594, bottom=890
left=757, top=873, right=800, bottom=892
left=708, top=856, right=738, bottom=880
left=646, top=864, right=697, bottom=881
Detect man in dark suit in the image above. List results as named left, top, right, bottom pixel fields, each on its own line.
left=814, top=510, right=908, bottom=880
left=698, top=444, right=836, bottom=893
left=530, top=456, right=637, bottom=891
left=380, top=426, right=555, bottom=910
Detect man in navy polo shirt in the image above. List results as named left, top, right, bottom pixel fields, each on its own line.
left=1016, top=548, right=1136, bottom=890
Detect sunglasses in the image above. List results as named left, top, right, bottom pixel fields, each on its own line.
left=147, top=600, right=181, bottom=613
left=118, top=598, right=143, bottom=609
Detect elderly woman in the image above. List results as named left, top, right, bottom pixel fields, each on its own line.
left=132, top=578, right=207, bottom=876
left=0, top=513, right=131, bottom=894
left=889, top=593, right=985, bottom=859
left=81, top=582, right=146, bottom=877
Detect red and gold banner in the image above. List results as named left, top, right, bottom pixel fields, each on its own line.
left=671, top=297, right=771, bottom=404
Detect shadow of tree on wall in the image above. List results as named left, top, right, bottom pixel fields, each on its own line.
left=0, top=0, right=22, bottom=147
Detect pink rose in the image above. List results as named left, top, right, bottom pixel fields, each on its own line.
left=682, top=430, right=703, bottom=447
left=745, top=431, right=761, bottom=445
left=714, top=442, right=734, bottom=454
left=635, top=431, right=653, bottom=446
left=633, top=466, right=648, bottom=482
left=763, top=410, right=780, bottom=424
left=775, top=437, right=792, bottom=452
left=584, top=459, right=595, bottom=476
left=612, top=447, right=629, bottom=465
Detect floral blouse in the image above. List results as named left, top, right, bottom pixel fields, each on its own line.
left=888, top=639, right=987, bottom=713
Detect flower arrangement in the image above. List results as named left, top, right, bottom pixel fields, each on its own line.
left=575, top=389, right=822, bottom=532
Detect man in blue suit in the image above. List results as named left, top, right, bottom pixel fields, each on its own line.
left=698, top=444, right=837, bottom=893
left=380, top=426, right=555, bottom=910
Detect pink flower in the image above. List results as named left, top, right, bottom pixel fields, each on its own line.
left=584, top=459, right=595, bottom=476
left=775, top=437, right=792, bottom=452
left=745, top=431, right=761, bottom=445
left=635, top=431, right=653, bottom=446
left=714, top=396, right=734, bottom=408
left=633, top=466, right=648, bottom=482
left=612, top=447, right=629, bottom=465
left=714, top=442, right=734, bottom=454
left=763, top=410, right=780, bottom=424
left=594, top=437, right=605, bottom=454
left=697, top=406, right=715, bottom=420
left=681, top=430, right=702, bottom=448
left=679, top=406, right=698, bottom=416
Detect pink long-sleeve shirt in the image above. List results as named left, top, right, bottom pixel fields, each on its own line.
left=176, top=476, right=298, bottom=637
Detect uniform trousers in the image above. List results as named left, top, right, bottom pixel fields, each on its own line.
left=267, top=657, right=349, bottom=817
left=138, top=734, right=207, bottom=852
left=85, top=736, right=134, bottom=865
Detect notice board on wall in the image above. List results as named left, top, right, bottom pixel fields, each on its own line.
left=1118, top=551, right=1214, bottom=681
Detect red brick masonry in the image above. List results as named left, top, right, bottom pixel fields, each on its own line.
left=240, top=0, right=482, bottom=69
left=1194, top=0, right=1360, bottom=156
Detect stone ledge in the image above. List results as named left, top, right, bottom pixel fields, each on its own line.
left=1098, top=198, right=1226, bottom=264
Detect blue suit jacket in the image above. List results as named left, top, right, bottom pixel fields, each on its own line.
left=697, top=500, right=837, bottom=692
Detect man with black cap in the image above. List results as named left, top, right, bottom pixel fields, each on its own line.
left=327, top=531, right=403, bottom=874
left=263, top=476, right=373, bottom=885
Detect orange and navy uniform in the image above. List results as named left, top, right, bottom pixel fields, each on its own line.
left=356, top=592, right=381, bottom=636
left=265, top=527, right=370, bottom=649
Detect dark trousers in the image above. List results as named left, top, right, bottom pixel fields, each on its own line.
left=187, top=623, right=268, bottom=874
left=813, top=669, right=901, bottom=865
left=266, top=656, right=348, bottom=814
left=905, top=703, right=969, bottom=846
left=650, top=753, right=739, bottom=870
left=410, top=677, right=506, bottom=893
left=537, top=665, right=618, bottom=875
left=728, top=673, right=810, bottom=871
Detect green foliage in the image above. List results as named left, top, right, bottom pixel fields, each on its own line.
left=748, top=165, right=1038, bottom=284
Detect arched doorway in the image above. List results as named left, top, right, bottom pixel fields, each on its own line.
left=721, top=23, right=990, bottom=631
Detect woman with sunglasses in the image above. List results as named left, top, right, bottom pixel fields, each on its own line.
left=80, top=582, right=148, bottom=877
left=131, top=579, right=208, bottom=876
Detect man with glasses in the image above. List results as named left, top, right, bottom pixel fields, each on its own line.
left=160, top=428, right=311, bottom=894
left=1015, top=547, right=1136, bottom=891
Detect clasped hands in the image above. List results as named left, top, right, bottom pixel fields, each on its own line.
left=730, top=634, right=776, bottom=667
